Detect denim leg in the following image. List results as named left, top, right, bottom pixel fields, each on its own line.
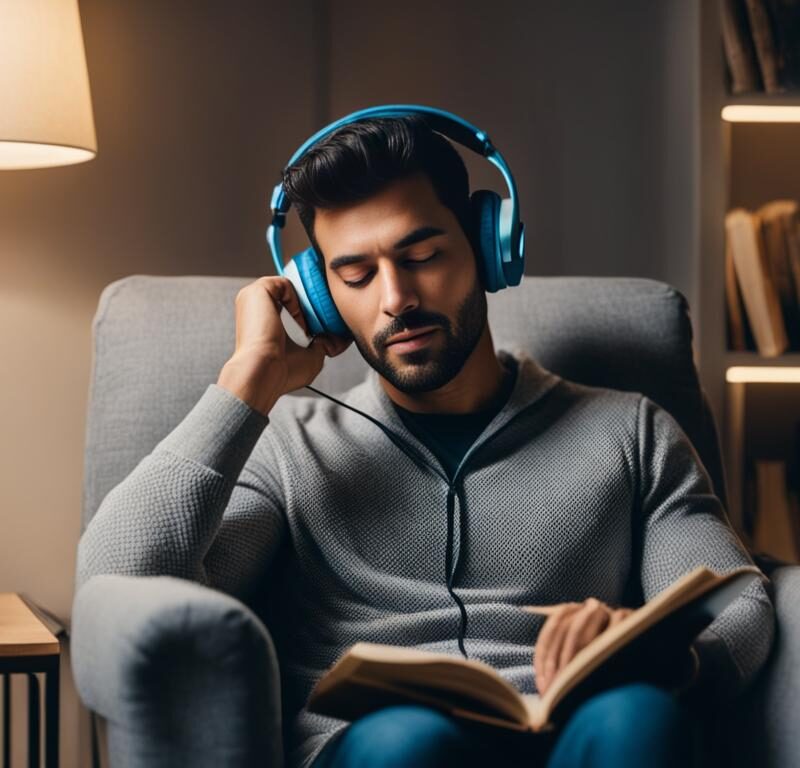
left=311, top=703, right=549, bottom=768
left=544, top=683, right=695, bottom=768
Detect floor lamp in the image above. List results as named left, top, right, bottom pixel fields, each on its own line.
left=0, top=0, right=97, bottom=169
left=1, top=1, right=96, bottom=765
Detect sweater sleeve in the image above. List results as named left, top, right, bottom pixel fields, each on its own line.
left=76, top=383, right=287, bottom=601
left=635, top=394, right=776, bottom=707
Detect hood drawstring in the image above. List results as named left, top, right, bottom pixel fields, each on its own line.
left=306, top=383, right=471, bottom=658
left=446, top=480, right=470, bottom=658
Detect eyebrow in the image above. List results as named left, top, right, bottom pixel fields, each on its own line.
left=328, top=226, right=446, bottom=271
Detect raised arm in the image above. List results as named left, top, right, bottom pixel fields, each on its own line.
left=76, top=275, right=352, bottom=600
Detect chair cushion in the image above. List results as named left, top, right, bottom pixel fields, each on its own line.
left=83, top=274, right=721, bottom=530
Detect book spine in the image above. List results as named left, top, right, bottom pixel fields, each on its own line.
left=721, top=0, right=763, bottom=93
left=761, top=211, right=800, bottom=349
left=744, top=0, right=784, bottom=92
left=725, top=239, right=748, bottom=350
left=726, top=209, right=789, bottom=356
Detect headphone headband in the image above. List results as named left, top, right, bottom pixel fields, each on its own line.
left=266, top=104, right=521, bottom=278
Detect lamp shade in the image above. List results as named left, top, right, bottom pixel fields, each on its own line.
left=0, top=0, right=97, bottom=169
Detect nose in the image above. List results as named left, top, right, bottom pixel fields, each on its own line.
left=378, top=260, right=419, bottom=318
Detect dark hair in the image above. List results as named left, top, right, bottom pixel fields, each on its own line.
left=280, top=115, right=473, bottom=262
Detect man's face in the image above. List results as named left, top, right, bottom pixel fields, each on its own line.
left=314, top=171, right=488, bottom=394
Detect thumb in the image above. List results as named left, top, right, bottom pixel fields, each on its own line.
left=310, top=335, right=332, bottom=357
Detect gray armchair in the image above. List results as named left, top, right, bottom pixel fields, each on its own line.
left=72, top=274, right=800, bottom=768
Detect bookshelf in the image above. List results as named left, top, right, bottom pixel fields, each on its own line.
left=724, top=93, right=800, bottom=105
left=699, top=0, right=800, bottom=564
left=726, top=353, right=800, bottom=366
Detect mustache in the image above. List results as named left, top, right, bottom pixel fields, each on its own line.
left=377, top=312, right=449, bottom=347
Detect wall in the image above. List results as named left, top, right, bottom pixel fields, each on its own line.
left=730, top=123, right=800, bottom=208
left=0, top=1, right=318, bottom=764
left=0, top=1, right=702, bottom=765
left=326, top=0, right=701, bottom=309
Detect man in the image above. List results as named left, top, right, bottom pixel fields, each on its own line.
left=77, top=115, right=775, bottom=768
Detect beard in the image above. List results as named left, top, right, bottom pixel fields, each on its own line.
left=350, top=276, right=488, bottom=394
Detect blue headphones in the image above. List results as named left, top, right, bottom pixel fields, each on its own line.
left=266, top=104, right=525, bottom=339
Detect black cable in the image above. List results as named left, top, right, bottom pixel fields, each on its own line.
left=445, top=483, right=469, bottom=658
left=304, top=384, right=448, bottom=482
left=304, top=383, right=470, bottom=657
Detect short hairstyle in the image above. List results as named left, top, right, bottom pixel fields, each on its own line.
left=280, top=115, right=474, bottom=263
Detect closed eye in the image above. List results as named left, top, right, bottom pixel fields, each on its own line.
left=342, top=251, right=441, bottom=288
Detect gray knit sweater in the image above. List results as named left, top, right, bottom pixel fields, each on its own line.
left=76, top=349, right=775, bottom=768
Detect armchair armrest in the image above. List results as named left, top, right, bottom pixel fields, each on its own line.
left=71, top=574, right=283, bottom=768
left=720, top=565, right=800, bottom=768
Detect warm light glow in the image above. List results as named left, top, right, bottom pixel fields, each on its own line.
left=0, top=0, right=97, bottom=169
left=721, top=105, right=800, bottom=123
left=0, top=142, right=95, bottom=170
left=726, top=366, right=800, bottom=383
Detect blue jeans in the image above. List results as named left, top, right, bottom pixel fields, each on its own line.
left=311, top=683, right=696, bottom=767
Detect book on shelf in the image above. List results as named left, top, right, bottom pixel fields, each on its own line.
left=759, top=200, right=800, bottom=348
left=725, top=237, right=757, bottom=351
left=722, top=0, right=800, bottom=93
left=763, top=0, right=800, bottom=90
left=745, top=0, right=783, bottom=92
left=753, top=459, right=800, bottom=563
left=307, top=565, right=764, bottom=735
left=721, top=0, right=763, bottom=93
left=725, top=206, right=789, bottom=356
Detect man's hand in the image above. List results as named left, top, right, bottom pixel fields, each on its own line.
left=217, top=276, right=352, bottom=416
left=532, top=598, right=634, bottom=694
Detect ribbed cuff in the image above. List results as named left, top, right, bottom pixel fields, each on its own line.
left=154, top=383, right=270, bottom=481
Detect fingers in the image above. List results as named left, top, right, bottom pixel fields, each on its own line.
left=534, top=602, right=581, bottom=692
left=542, top=610, right=576, bottom=688
left=558, top=600, right=611, bottom=671
left=309, top=336, right=331, bottom=357
left=252, top=276, right=352, bottom=358
left=607, top=607, right=634, bottom=628
left=255, top=276, right=312, bottom=339
left=534, top=600, right=631, bottom=694
left=315, top=332, right=352, bottom=357
left=309, top=333, right=350, bottom=359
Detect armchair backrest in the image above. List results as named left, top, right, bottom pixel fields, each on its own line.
left=82, top=275, right=725, bottom=532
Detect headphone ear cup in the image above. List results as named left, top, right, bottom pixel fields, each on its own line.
left=469, top=189, right=504, bottom=293
left=283, top=248, right=351, bottom=338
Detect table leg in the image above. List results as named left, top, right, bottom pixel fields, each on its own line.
left=45, top=658, right=59, bottom=768
left=2, top=674, right=10, bottom=768
left=27, top=674, right=40, bottom=768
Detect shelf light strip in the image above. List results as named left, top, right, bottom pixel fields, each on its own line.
left=721, top=105, right=800, bottom=122
left=726, top=366, right=800, bottom=383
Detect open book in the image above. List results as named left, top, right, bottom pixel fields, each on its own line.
left=308, top=565, right=764, bottom=734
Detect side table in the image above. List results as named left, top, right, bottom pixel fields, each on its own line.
left=0, top=593, right=64, bottom=768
